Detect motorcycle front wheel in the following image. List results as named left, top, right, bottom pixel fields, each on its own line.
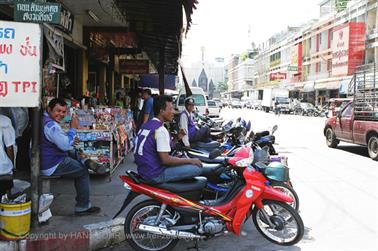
left=270, top=181, right=299, bottom=211
left=252, top=200, right=304, bottom=246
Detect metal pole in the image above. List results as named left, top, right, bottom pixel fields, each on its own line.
left=30, top=107, right=40, bottom=227
left=159, top=47, right=165, bottom=95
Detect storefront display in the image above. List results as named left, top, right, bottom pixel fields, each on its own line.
left=55, top=104, right=134, bottom=175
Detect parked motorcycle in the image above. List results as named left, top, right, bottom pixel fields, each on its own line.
left=182, top=144, right=299, bottom=211
left=115, top=146, right=304, bottom=251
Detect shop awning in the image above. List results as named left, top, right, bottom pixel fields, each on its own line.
left=115, top=0, right=198, bottom=75
left=303, top=81, right=315, bottom=92
left=140, top=74, right=176, bottom=90
left=314, top=80, right=340, bottom=90
left=339, top=77, right=353, bottom=94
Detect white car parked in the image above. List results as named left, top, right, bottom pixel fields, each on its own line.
left=207, top=100, right=220, bottom=117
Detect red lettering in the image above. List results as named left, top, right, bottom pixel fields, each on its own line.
left=0, top=81, right=8, bottom=97
left=23, top=81, right=31, bottom=92
left=31, top=82, right=37, bottom=93
left=12, top=81, right=21, bottom=92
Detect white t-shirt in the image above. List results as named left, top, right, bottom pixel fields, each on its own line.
left=0, top=115, right=16, bottom=175
left=153, top=118, right=171, bottom=152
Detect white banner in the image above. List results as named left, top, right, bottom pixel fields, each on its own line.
left=332, top=23, right=349, bottom=76
left=0, top=20, right=42, bottom=107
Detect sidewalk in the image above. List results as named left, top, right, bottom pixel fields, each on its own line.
left=0, top=153, right=137, bottom=251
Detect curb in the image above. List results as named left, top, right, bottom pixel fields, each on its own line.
left=0, top=217, right=126, bottom=251
left=84, top=217, right=126, bottom=251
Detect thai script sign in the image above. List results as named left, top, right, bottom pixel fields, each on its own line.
left=14, top=1, right=61, bottom=24
left=332, top=22, right=365, bottom=77
left=0, top=21, right=42, bottom=107
left=119, top=59, right=149, bottom=74
left=269, top=72, right=287, bottom=81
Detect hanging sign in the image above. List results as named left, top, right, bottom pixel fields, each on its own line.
left=0, top=21, right=42, bottom=107
left=14, top=1, right=61, bottom=24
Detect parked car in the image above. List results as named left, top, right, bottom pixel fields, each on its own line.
left=324, top=65, right=378, bottom=160
left=293, top=102, right=319, bottom=116
left=230, top=99, right=242, bottom=109
left=176, top=87, right=208, bottom=115
left=324, top=101, right=378, bottom=160
left=207, top=100, right=221, bottom=117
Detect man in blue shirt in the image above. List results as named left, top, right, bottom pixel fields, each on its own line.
left=142, top=89, right=154, bottom=124
left=40, top=98, right=104, bottom=215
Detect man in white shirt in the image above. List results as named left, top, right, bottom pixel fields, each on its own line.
left=179, top=97, right=211, bottom=147
left=0, top=114, right=16, bottom=196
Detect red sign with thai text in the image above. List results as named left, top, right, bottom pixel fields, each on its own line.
left=119, top=59, right=149, bottom=74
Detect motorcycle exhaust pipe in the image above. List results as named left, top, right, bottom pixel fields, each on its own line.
left=138, top=224, right=202, bottom=239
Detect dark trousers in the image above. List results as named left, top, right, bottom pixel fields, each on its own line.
left=190, top=126, right=211, bottom=143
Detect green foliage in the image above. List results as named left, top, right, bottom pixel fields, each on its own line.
left=217, top=81, right=228, bottom=92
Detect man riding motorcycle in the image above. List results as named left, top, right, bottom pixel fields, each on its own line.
left=134, top=95, right=203, bottom=184
left=179, top=97, right=211, bottom=147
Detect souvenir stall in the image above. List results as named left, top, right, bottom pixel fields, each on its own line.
left=62, top=107, right=134, bottom=175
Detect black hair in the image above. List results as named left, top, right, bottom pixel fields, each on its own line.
left=143, top=89, right=152, bottom=96
left=48, top=98, right=67, bottom=110
left=153, top=95, right=173, bottom=116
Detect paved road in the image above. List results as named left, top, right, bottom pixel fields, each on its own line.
left=106, top=108, right=378, bottom=251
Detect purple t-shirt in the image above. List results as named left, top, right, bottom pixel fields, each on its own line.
left=134, top=119, right=165, bottom=180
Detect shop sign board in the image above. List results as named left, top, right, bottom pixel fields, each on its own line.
left=0, top=21, right=42, bottom=107
left=14, top=1, right=61, bottom=24
left=289, top=44, right=299, bottom=73
left=332, top=22, right=365, bottom=77
left=119, top=59, right=149, bottom=74
left=58, top=5, right=74, bottom=34
left=269, top=72, right=287, bottom=81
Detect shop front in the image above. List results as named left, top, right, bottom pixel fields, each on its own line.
left=301, top=81, right=315, bottom=104
left=314, top=78, right=343, bottom=106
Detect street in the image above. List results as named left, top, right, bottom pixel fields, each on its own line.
left=106, top=108, right=378, bottom=251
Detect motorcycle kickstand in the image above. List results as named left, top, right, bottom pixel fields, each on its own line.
left=186, top=239, right=202, bottom=251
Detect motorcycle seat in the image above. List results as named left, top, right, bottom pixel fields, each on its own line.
left=154, top=177, right=208, bottom=193
left=254, top=130, right=270, bottom=139
left=192, top=141, right=220, bottom=150
left=126, top=170, right=208, bottom=193
left=186, top=151, right=226, bottom=164
left=201, top=163, right=225, bottom=176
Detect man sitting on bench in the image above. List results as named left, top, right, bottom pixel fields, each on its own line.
left=0, top=114, right=15, bottom=197
left=40, top=98, right=104, bottom=215
left=179, top=97, right=211, bottom=147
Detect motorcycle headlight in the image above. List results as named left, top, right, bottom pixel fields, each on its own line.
left=236, top=158, right=253, bottom=167
left=123, top=182, right=132, bottom=190
left=236, top=148, right=254, bottom=167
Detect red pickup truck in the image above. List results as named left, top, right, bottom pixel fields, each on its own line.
left=324, top=101, right=378, bottom=160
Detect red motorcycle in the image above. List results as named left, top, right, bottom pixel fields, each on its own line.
left=114, top=146, right=304, bottom=251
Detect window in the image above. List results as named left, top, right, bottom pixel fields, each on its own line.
left=178, top=94, right=206, bottom=106
left=342, top=104, right=353, bottom=117
left=208, top=101, right=217, bottom=107
left=327, top=59, right=332, bottom=72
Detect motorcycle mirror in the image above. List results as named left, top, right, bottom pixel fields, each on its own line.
left=272, top=125, right=278, bottom=134
left=209, top=149, right=222, bottom=159
left=249, top=130, right=255, bottom=139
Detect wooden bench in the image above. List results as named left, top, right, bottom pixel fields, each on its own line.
left=39, top=175, right=61, bottom=194
left=0, top=174, right=13, bottom=181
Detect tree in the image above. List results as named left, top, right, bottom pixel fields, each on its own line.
left=217, top=81, right=228, bottom=92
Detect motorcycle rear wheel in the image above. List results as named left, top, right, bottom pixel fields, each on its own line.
left=252, top=200, right=304, bottom=246
left=124, top=200, right=179, bottom=251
